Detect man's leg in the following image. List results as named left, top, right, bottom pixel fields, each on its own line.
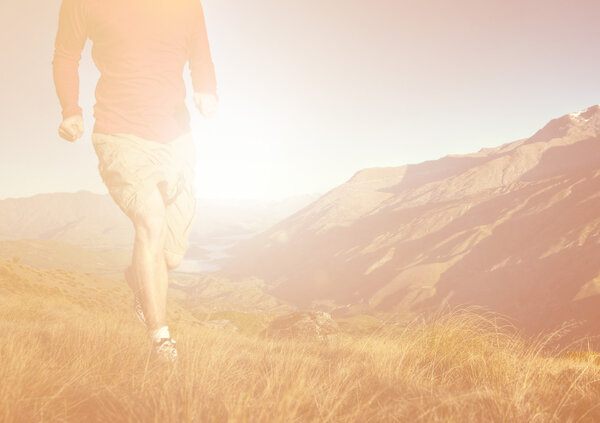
left=92, top=132, right=180, bottom=363
left=164, top=251, right=184, bottom=270
left=127, top=185, right=180, bottom=363
left=130, top=186, right=169, bottom=331
left=161, top=132, right=196, bottom=273
left=133, top=206, right=185, bottom=325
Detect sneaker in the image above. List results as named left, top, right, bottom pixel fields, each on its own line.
left=125, top=267, right=146, bottom=326
left=152, top=338, right=178, bottom=363
left=133, top=293, right=146, bottom=326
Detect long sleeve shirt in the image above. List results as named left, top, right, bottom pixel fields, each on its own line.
left=52, top=0, right=217, bottom=143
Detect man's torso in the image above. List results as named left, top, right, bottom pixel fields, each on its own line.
left=84, top=0, right=196, bottom=143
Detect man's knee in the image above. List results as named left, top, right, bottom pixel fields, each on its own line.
left=132, top=191, right=167, bottom=244
left=134, top=213, right=166, bottom=245
left=164, top=251, right=184, bottom=270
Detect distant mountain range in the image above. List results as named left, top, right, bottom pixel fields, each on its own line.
left=224, top=105, right=600, bottom=335
left=0, top=191, right=320, bottom=250
left=0, top=191, right=132, bottom=248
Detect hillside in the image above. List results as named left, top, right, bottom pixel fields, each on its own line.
left=3, top=257, right=600, bottom=422
left=0, top=238, right=131, bottom=278
left=0, top=257, right=198, bottom=325
left=0, top=239, right=291, bottom=316
left=224, top=106, right=600, bottom=336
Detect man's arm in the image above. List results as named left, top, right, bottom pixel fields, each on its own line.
left=53, top=0, right=87, bottom=123
left=189, top=1, right=218, bottom=117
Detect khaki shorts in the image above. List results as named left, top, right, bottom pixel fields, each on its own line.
left=91, top=132, right=197, bottom=257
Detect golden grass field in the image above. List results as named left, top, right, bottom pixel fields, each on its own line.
left=3, top=258, right=600, bottom=422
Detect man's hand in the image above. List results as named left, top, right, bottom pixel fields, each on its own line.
left=58, top=115, right=85, bottom=142
left=194, top=92, right=218, bottom=119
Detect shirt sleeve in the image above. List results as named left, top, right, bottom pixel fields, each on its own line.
left=52, top=0, right=87, bottom=119
left=189, top=1, right=218, bottom=98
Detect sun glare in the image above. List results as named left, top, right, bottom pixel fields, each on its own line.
left=190, top=99, right=286, bottom=201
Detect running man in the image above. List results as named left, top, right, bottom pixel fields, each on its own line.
left=52, top=0, right=218, bottom=362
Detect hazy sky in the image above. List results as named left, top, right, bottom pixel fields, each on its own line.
left=1, top=0, right=599, bottom=201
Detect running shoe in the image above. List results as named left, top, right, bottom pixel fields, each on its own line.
left=133, top=293, right=146, bottom=326
left=125, top=267, right=146, bottom=326
left=152, top=338, right=178, bottom=363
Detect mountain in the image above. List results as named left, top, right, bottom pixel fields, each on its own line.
left=224, top=105, right=600, bottom=334
left=0, top=191, right=320, bottom=250
left=0, top=191, right=133, bottom=248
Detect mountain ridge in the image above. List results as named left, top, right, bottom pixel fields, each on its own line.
left=224, top=105, right=600, bottom=336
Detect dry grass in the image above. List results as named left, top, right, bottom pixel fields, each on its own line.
left=2, top=260, right=600, bottom=422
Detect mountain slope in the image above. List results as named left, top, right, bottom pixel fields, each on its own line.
left=224, top=105, right=600, bottom=334
left=0, top=191, right=133, bottom=248
left=0, top=256, right=198, bottom=325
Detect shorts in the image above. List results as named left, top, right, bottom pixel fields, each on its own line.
left=91, top=132, right=197, bottom=257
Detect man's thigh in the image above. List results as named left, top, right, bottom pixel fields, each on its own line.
left=92, top=132, right=196, bottom=256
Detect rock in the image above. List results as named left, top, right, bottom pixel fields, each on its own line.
left=261, top=311, right=339, bottom=342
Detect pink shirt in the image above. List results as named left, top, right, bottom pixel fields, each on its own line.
left=53, top=0, right=217, bottom=143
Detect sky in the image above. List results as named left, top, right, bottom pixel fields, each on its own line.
left=1, top=0, right=599, bottom=201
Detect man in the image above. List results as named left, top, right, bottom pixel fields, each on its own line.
left=52, top=0, right=218, bottom=362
